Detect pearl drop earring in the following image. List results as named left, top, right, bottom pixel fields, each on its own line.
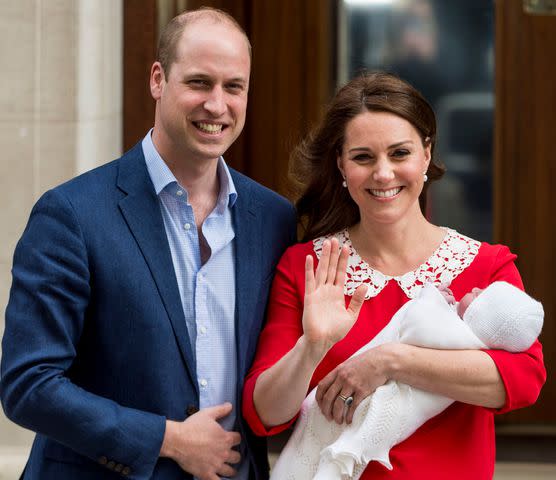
left=342, top=179, right=347, bottom=188
left=423, top=172, right=428, bottom=183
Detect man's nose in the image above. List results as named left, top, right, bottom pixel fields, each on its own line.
left=204, top=86, right=226, bottom=117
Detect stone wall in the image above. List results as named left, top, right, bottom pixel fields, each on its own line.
left=0, top=1, right=122, bottom=476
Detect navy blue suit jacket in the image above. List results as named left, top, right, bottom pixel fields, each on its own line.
left=0, top=143, right=296, bottom=479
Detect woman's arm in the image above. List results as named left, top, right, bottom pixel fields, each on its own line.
left=316, top=340, right=505, bottom=425
left=388, top=344, right=506, bottom=407
left=253, top=333, right=328, bottom=427
left=252, top=238, right=367, bottom=428
left=317, top=245, right=546, bottom=424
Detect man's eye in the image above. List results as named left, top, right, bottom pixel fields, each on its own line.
left=226, top=83, right=244, bottom=93
left=188, top=79, right=209, bottom=87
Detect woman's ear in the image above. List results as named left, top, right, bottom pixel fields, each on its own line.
left=337, top=153, right=345, bottom=179
left=423, top=138, right=432, bottom=171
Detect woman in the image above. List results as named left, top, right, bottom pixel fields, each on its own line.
left=242, top=72, right=545, bottom=479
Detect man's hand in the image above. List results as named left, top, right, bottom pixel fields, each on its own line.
left=160, top=402, right=241, bottom=479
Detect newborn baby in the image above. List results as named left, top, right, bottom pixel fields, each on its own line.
left=270, top=282, right=544, bottom=480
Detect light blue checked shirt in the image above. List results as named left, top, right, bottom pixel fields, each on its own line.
left=142, top=131, right=248, bottom=479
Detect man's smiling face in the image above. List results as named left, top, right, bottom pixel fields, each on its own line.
left=151, top=18, right=250, bottom=165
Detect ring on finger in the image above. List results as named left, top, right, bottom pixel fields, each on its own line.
left=338, top=393, right=354, bottom=407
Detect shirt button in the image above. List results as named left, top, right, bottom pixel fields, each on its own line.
left=183, top=223, right=191, bottom=230
left=176, top=189, right=183, bottom=196
left=200, top=378, right=208, bottom=387
left=199, top=326, right=207, bottom=335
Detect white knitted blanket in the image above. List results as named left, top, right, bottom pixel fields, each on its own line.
left=269, top=283, right=529, bottom=480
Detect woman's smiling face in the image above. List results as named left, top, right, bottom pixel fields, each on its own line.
left=337, top=110, right=431, bottom=227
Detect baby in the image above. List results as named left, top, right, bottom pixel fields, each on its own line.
left=270, top=282, right=544, bottom=480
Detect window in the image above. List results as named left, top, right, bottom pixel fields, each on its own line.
left=339, top=0, right=495, bottom=240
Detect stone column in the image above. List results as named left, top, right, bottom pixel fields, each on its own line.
left=0, top=1, right=122, bottom=476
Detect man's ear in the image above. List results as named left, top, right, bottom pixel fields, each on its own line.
left=150, top=62, right=165, bottom=101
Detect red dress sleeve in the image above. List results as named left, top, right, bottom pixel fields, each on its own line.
left=242, top=243, right=309, bottom=436
left=480, top=245, right=546, bottom=413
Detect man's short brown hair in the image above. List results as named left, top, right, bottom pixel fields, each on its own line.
left=157, top=7, right=251, bottom=77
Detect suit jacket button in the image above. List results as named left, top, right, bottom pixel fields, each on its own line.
left=107, top=460, right=116, bottom=470
left=186, top=405, right=199, bottom=416
left=98, top=456, right=108, bottom=465
left=122, top=466, right=131, bottom=476
left=114, top=463, right=123, bottom=472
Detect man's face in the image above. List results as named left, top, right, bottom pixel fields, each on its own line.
left=151, top=20, right=250, bottom=165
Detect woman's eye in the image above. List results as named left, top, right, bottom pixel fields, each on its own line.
left=392, top=149, right=410, bottom=158
left=352, top=154, right=371, bottom=161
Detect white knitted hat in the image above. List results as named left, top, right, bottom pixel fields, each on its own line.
left=462, top=281, right=543, bottom=352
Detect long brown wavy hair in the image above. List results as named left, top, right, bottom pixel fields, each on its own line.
left=290, top=72, right=445, bottom=242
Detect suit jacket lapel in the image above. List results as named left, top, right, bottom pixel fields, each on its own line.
left=231, top=172, right=262, bottom=378
left=116, top=144, right=198, bottom=393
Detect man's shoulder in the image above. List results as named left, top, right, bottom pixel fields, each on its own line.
left=229, top=167, right=293, bottom=211
left=56, top=158, right=118, bottom=193
left=53, top=143, right=144, bottom=199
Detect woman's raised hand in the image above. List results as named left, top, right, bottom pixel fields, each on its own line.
left=302, top=238, right=367, bottom=355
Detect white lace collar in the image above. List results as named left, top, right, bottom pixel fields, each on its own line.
left=313, top=228, right=480, bottom=299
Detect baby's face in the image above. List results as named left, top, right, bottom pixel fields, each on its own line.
left=457, top=287, right=484, bottom=318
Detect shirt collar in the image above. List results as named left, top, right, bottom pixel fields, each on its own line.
left=142, top=129, right=238, bottom=208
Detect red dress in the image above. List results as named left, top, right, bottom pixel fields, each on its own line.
left=242, top=229, right=546, bottom=480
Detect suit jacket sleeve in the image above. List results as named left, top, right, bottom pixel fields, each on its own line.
left=1, top=189, right=166, bottom=480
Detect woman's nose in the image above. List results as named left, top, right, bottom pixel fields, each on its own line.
left=372, top=159, right=395, bottom=182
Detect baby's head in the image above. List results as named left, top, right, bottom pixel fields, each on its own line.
left=457, top=287, right=483, bottom=318
left=461, top=281, right=544, bottom=352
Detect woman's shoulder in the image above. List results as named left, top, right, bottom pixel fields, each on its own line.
left=477, top=240, right=515, bottom=259
left=440, top=228, right=517, bottom=267
left=441, top=228, right=515, bottom=260
left=447, top=230, right=520, bottom=289
left=312, top=229, right=350, bottom=258
left=443, top=228, right=514, bottom=266
left=277, top=231, right=349, bottom=273
left=278, top=237, right=317, bottom=266
left=283, top=230, right=347, bottom=257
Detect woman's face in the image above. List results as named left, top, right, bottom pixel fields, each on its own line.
left=337, top=111, right=431, bottom=227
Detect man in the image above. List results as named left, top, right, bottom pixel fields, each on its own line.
left=0, top=8, right=296, bottom=480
